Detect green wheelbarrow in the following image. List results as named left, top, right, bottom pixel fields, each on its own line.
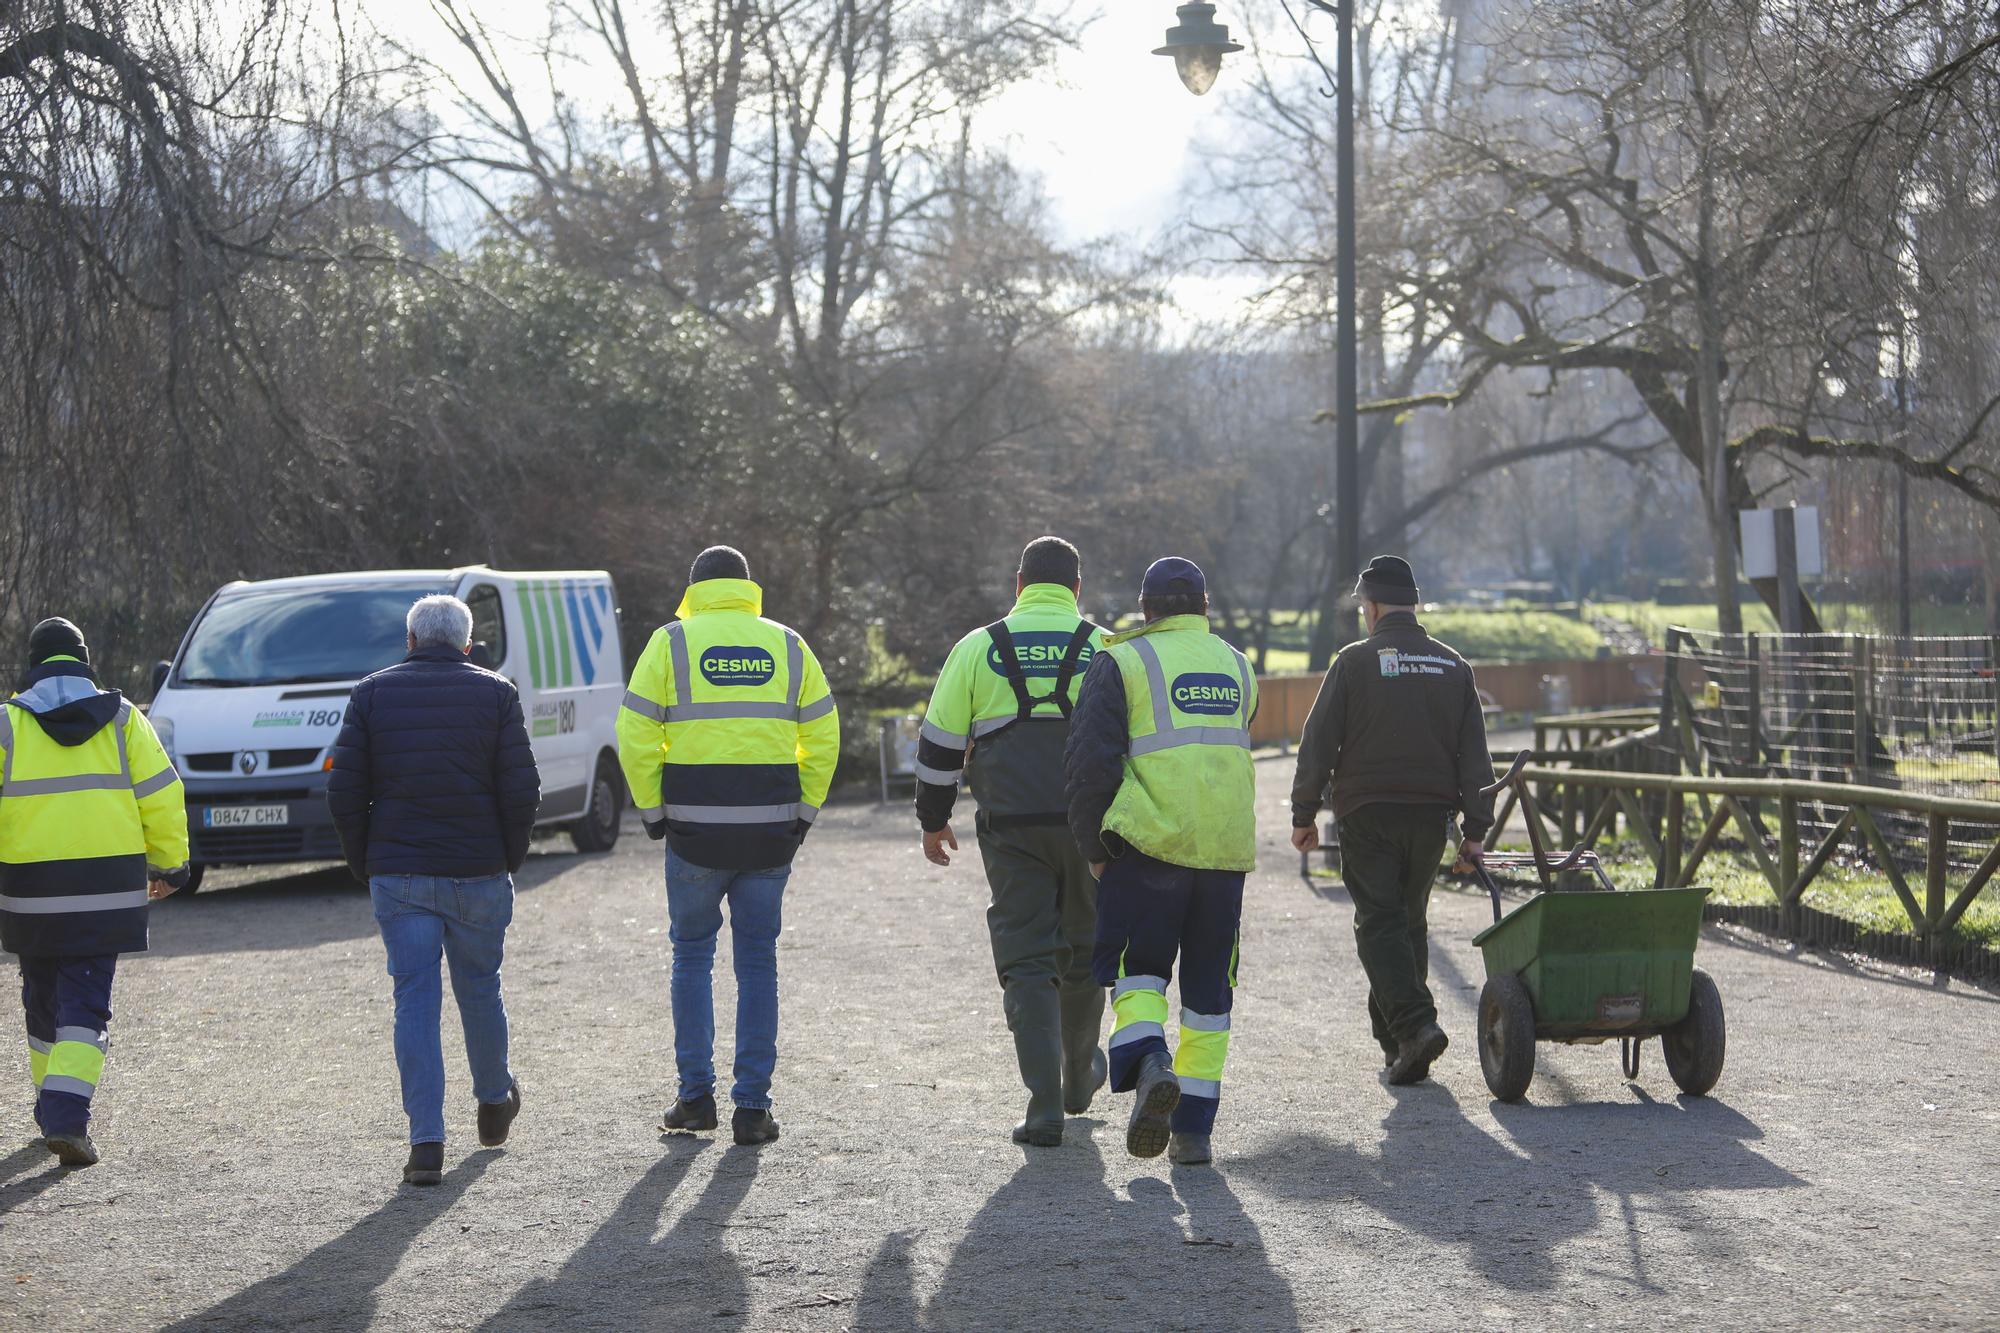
left=1464, top=761, right=1726, bottom=1102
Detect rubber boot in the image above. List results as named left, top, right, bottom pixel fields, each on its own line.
left=1059, top=981, right=1107, bottom=1115
left=1004, top=978, right=1065, bottom=1146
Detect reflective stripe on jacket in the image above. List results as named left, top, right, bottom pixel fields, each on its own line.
left=1099, top=616, right=1258, bottom=872
left=0, top=661, right=188, bottom=956
left=616, top=578, right=839, bottom=870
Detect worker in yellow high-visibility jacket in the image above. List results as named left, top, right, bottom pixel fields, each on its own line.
left=617, top=547, right=839, bottom=1148
left=1, top=619, right=188, bottom=1167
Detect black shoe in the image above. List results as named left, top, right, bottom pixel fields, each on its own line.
left=732, top=1108, right=780, bottom=1147
left=1168, top=1132, right=1213, bottom=1166
left=403, top=1142, right=444, bottom=1186
left=1387, top=1023, right=1449, bottom=1086
left=478, top=1080, right=522, bottom=1147
left=1012, top=1120, right=1063, bottom=1148
left=661, top=1094, right=718, bottom=1133
left=44, top=1133, right=98, bottom=1168
left=1125, top=1053, right=1180, bottom=1160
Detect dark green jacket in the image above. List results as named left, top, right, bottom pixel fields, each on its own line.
left=1288, top=611, right=1496, bottom=839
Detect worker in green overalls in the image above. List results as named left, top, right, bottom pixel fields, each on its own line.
left=915, top=538, right=1108, bottom=1146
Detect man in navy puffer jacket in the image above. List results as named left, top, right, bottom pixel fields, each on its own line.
left=328, top=594, right=540, bottom=1185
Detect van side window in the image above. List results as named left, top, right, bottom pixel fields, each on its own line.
left=466, top=585, right=507, bottom=669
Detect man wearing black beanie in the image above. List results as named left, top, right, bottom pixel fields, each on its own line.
left=1287, top=556, right=1496, bottom=1086
left=3, top=617, right=189, bottom=1166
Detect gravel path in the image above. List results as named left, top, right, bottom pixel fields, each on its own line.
left=4, top=756, right=1996, bottom=1330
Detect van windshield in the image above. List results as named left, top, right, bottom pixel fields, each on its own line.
left=178, top=585, right=449, bottom=687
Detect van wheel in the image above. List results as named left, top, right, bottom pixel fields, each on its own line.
left=177, top=863, right=206, bottom=896
left=571, top=753, right=623, bottom=853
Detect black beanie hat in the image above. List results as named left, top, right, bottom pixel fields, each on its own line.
left=1354, top=555, right=1420, bottom=606
left=27, top=617, right=89, bottom=666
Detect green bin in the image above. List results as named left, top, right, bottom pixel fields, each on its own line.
left=1471, top=882, right=1726, bottom=1102
left=1472, top=886, right=1709, bottom=1039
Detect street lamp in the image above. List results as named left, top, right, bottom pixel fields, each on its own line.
left=1153, top=3, right=1244, bottom=97
left=1159, top=0, right=1362, bottom=649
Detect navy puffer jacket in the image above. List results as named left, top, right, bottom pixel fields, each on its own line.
left=326, top=648, right=540, bottom=880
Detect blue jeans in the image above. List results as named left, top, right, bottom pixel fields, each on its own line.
left=370, top=873, right=516, bottom=1145
left=665, top=850, right=790, bottom=1110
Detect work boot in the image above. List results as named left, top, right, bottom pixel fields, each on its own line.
left=1060, top=981, right=1108, bottom=1115
left=1168, top=1132, right=1213, bottom=1167
left=477, top=1079, right=522, bottom=1147
left=44, top=1133, right=98, bottom=1168
left=732, top=1108, right=780, bottom=1147
left=1387, top=1023, right=1449, bottom=1086
left=403, top=1142, right=444, bottom=1186
left=1012, top=1119, right=1063, bottom=1148
left=661, top=1093, right=719, bottom=1133
left=1004, top=978, right=1065, bottom=1144
left=1125, top=1052, right=1180, bottom=1160
left=1065, top=1048, right=1109, bottom=1116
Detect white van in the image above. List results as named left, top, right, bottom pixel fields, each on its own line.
left=146, top=568, right=627, bottom=892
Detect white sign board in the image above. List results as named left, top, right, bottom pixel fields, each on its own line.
left=1739, top=506, right=1823, bottom=579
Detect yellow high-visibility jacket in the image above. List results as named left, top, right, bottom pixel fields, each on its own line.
left=617, top=579, right=839, bottom=870
left=0, top=660, right=187, bottom=956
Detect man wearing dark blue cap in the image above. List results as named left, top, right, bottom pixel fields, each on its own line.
left=1064, top=557, right=1258, bottom=1166
left=1289, top=555, right=1495, bottom=1086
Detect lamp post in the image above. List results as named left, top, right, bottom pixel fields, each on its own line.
left=1156, top=0, right=1362, bottom=649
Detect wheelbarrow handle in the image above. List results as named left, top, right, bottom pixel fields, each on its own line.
left=1464, top=858, right=1505, bottom=924
left=1480, top=751, right=1530, bottom=799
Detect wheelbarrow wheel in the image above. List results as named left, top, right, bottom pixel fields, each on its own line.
left=1662, top=967, right=1726, bottom=1097
left=1478, top=973, right=1536, bottom=1102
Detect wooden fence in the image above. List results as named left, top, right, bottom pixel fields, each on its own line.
left=1501, top=763, right=2000, bottom=950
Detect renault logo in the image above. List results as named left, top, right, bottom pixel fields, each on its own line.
left=239, top=752, right=259, bottom=775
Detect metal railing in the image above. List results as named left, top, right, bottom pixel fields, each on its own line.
left=1659, top=628, right=2000, bottom=876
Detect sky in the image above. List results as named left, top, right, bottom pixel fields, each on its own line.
left=363, top=5, right=1265, bottom=239
left=351, top=1, right=1298, bottom=327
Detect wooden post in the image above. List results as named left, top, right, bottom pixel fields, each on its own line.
left=1851, top=636, right=1870, bottom=774
left=1990, top=636, right=2000, bottom=769
left=1662, top=787, right=1685, bottom=888
left=1745, top=634, right=1763, bottom=769
left=1659, top=628, right=1682, bottom=751
left=1926, top=813, right=1949, bottom=936
left=1775, top=506, right=1805, bottom=634
left=1780, top=793, right=1800, bottom=899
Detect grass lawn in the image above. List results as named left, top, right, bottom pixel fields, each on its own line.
left=1592, top=599, right=1988, bottom=646
left=1256, top=605, right=1606, bottom=672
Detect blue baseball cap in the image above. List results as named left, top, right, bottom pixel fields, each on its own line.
left=1141, top=556, right=1207, bottom=600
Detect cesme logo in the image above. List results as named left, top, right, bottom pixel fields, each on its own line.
left=1171, top=672, right=1242, bottom=717
left=987, top=632, right=1094, bottom=678
left=701, top=646, right=777, bottom=687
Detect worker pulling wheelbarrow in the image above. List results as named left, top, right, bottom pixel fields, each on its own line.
left=1465, top=755, right=1727, bottom=1102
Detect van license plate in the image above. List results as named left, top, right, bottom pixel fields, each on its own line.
left=204, top=805, right=288, bottom=828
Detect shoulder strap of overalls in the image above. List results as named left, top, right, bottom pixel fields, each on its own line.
left=1045, top=620, right=1101, bottom=721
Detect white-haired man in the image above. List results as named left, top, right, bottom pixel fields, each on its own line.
left=327, top=594, right=541, bottom=1185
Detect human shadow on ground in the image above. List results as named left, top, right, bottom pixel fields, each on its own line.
left=853, top=1132, right=1302, bottom=1331
left=1231, top=1082, right=1803, bottom=1296
left=479, top=1136, right=759, bottom=1331
left=145, top=849, right=591, bottom=959
left=1489, top=1087, right=1803, bottom=1291
left=162, top=1149, right=498, bottom=1329
left=0, top=1141, right=72, bottom=1218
